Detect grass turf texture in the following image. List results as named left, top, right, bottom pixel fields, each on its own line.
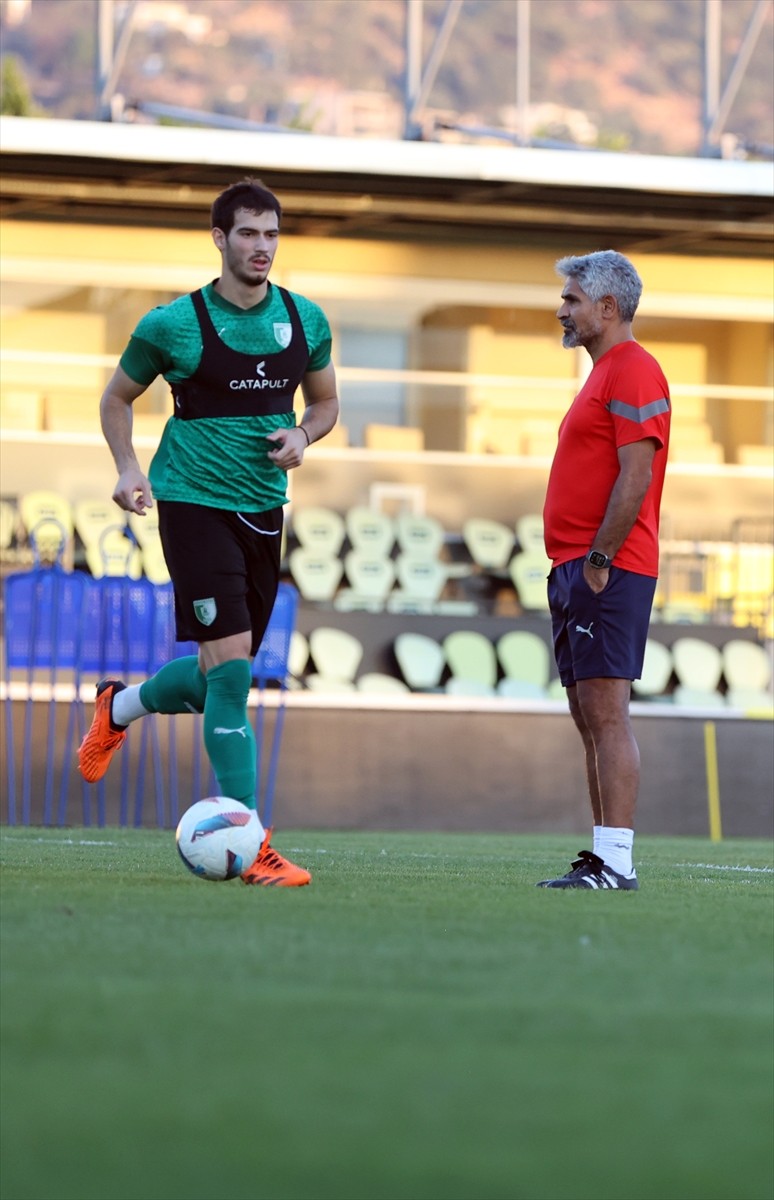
left=1, top=830, right=772, bottom=1200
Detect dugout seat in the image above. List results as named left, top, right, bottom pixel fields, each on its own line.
left=393, top=632, right=445, bottom=691
left=631, top=638, right=674, bottom=698
left=672, top=637, right=723, bottom=694
left=721, top=639, right=771, bottom=692
left=74, top=498, right=122, bottom=552
left=462, top=517, right=514, bottom=572
left=85, top=525, right=143, bottom=580
left=443, top=630, right=498, bottom=690
left=292, top=506, right=346, bottom=556
left=288, top=547, right=344, bottom=602
left=515, top=513, right=545, bottom=553
left=496, top=630, right=550, bottom=690
left=345, top=506, right=396, bottom=557
left=334, top=549, right=396, bottom=612
left=307, top=626, right=364, bottom=689
left=388, top=553, right=447, bottom=613
left=19, top=490, right=74, bottom=567
left=395, top=512, right=445, bottom=559
left=508, top=549, right=551, bottom=613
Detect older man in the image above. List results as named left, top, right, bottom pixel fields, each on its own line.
left=538, top=250, right=671, bottom=889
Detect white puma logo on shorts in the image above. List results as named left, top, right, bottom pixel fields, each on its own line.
left=213, top=725, right=248, bottom=738
left=575, top=622, right=594, bottom=638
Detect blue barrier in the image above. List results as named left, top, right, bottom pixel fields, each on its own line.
left=2, top=567, right=298, bottom=828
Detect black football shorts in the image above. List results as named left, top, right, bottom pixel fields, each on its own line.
left=157, top=500, right=283, bottom=655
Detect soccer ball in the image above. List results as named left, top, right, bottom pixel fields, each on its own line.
left=175, top=797, right=264, bottom=881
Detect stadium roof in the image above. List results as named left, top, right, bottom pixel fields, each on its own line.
left=1, top=116, right=772, bottom=257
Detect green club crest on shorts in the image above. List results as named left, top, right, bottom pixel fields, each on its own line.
left=193, top=597, right=217, bottom=626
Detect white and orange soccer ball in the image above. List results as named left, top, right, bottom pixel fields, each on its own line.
left=175, top=797, right=264, bottom=881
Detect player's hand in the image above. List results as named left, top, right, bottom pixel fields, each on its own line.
left=583, top=561, right=609, bottom=594
left=112, top=468, right=153, bottom=514
left=266, top=427, right=308, bottom=470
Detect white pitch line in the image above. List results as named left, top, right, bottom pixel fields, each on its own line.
left=0, top=836, right=120, bottom=847
left=676, top=862, right=773, bottom=874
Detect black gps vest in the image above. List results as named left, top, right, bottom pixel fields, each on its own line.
left=171, top=283, right=310, bottom=420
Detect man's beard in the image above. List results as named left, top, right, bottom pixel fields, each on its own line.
left=561, top=320, right=602, bottom=349
left=226, top=246, right=270, bottom=287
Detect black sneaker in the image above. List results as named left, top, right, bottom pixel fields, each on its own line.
left=536, top=850, right=639, bottom=890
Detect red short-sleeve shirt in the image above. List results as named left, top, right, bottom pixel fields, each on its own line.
left=543, top=341, right=670, bottom=577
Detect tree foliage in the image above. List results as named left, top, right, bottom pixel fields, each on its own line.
left=1, top=53, right=39, bottom=116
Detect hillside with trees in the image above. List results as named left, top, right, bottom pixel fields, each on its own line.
left=1, top=0, right=772, bottom=156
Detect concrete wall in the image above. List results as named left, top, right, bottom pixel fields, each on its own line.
left=3, top=696, right=771, bottom=839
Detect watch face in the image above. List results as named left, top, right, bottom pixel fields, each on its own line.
left=588, top=551, right=609, bottom=568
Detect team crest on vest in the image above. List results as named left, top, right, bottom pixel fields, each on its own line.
left=193, top=597, right=217, bottom=626
left=273, top=322, right=292, bottom=348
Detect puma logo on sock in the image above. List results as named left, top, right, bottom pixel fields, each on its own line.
left=213, top=725, right=248, bottom=738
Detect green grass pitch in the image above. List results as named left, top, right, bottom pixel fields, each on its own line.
left=1, top=828, right=772, bottom=1200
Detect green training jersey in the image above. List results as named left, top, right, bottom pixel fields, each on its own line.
left=120, top=282, right=332, bottom=511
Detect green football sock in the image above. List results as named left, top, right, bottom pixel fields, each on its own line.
left=202, top=659, right=256, bottom=808
left=139, top=655, right=207, bottom=715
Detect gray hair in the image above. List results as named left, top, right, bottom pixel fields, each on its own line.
left=555, top=250, right=643, bottom=323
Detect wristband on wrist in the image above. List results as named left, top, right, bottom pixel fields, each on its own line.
left=299, top=425, right=312, bottom=447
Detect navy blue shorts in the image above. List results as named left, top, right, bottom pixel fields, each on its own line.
left=157, top=501, right=283, bottom=656
left=547, top=557, right=657, bottom=687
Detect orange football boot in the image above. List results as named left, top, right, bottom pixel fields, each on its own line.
left=78, top=679, right=127, bottom=783
left=241, top=828, right=311, bottom=887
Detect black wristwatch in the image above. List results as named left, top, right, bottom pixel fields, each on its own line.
left=586, top=549, right=613, bottom=569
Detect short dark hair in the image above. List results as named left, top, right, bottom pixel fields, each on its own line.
left=211, top=179, right=282, bottom=235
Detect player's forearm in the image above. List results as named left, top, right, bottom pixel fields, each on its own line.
left=100, top=390, right=142, bottom=474
left=299, top=395, right=340, bottom=445
left=593, top=466, right=651, bottom=557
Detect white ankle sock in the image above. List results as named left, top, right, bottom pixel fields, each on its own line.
left=593, top=825, right=603, bottom=856
left=596, top=827, right=635, bottom=877
left=111, top=685, right=150, bottom=728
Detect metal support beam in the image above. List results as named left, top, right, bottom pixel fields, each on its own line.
left=96, top=0, right=138, bottom=120
left=515, top=0, right=530, bottom=146
left=405, top=0, right=464, bottom=138
left=703, top=0, right=771, bottom=155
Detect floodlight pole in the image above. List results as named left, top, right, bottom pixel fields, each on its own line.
left=515, top=0, right=531, bottom=146
left=404, top=0, right=464, bottom=140
left=95, top=0, right=138, bottom=120
left=702, top=0, right=770, bottom=156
